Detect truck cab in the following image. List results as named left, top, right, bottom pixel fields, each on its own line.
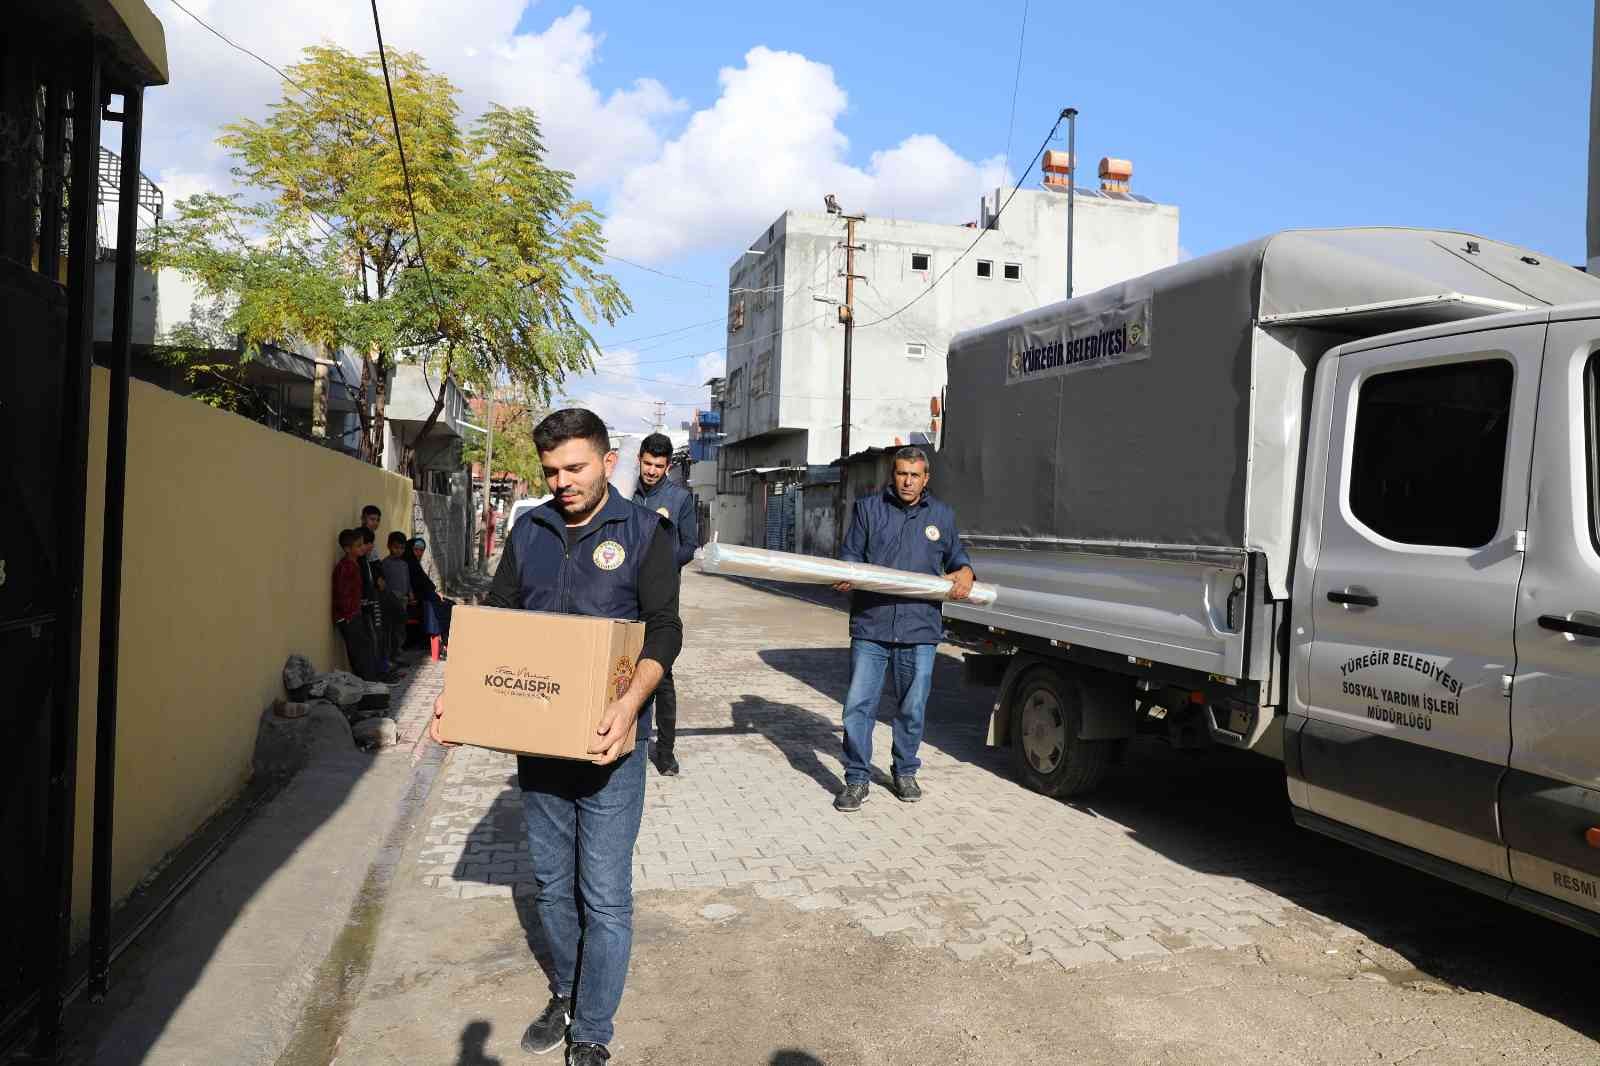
left=1288, top=302, right=1600, bottom=934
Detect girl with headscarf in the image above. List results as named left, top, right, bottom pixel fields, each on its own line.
left=408, top=537, right=451, bottom=659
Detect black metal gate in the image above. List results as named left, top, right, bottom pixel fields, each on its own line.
left=0, top=37, right=98, bottom=1055
left=2, top=8, right=159, bottom=1056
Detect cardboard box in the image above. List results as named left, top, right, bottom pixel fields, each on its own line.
left=439, top=605, right=644, bottom=761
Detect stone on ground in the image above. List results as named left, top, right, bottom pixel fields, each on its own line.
left=282, top=654, right=316, bottom=698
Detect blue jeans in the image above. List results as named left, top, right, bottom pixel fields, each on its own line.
left=519, top=740, right=647, bottom=1046
left=841, top=640, right=936, bottom=786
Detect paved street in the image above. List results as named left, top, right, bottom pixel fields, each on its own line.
left=322, top=571, right=1600, bottom=1065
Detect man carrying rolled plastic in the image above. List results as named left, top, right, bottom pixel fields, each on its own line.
left=831, top=446, right=974, bottom=812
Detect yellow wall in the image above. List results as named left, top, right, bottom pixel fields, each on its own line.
left=71, top=369, right=413, bottom=937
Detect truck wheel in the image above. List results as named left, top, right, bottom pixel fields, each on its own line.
left=1009, top=670, right=1113, bottom=797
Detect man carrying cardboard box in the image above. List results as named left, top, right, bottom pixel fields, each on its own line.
left=431, top=408, right=682, bottom=1066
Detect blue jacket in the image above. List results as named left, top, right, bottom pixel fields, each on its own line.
left=839, top=487, right=972, bottom=645
left=633, top=476, right=698, bottom=568
left=506, top=487, right=666, bottom=737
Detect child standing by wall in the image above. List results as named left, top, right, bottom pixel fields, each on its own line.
left=380, top=531, right=413, bottom=665
left=333, top=529, right=380, bottom=680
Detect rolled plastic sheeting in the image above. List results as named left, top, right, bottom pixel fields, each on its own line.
left=610, top=447, right=640, bottom=500
left=696, top=542, right=998, bottom=606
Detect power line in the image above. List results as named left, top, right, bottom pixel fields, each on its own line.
left=603, top=252, right=718, bottom=289
left=167, top=0, right=311, bottom=96
left=629, top=311, right=830, bottom=368
left=857, top=112, right=1065, bottom=330
left=1002, top=0, right=1031, bottom=176
left=596, top=315, right=728, bottom=350
left=369, top=0, right=448, bottom=340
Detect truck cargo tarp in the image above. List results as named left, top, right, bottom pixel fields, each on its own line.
left=939, top=228, right=1600, bottom=598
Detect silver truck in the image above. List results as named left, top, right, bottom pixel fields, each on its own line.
left=938, top=228, right=1600, bottom=934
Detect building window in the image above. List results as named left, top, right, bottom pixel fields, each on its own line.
left=757, top=261, right=777, bottom=310
left=1349, top=359, right=1512, bottom=548
left=905, top=343, right=926, bottom=359
left=1003, top=262, right=1022, bottom=281
left=752, top=351, right=773, bottom=397
left=727, top=367, right=745, bottom=408
left=729, top=297, right=745, bottom=333
left=976, top=260, right=993, bottom=279
left=911, top=252, right=930, bottom=272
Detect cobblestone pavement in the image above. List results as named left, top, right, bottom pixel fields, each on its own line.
left=414, top=571, right=1349, bottom=970
left=390, top=654, right=444, bottom=752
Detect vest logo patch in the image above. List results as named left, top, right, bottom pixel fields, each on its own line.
left=925, top=525, right=941, bottom=542
left=593, top=540, right=626, bottom=571
left=656, top=507, right=670, bottom=518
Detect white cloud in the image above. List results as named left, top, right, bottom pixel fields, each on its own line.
left=694, top=350, right=724, bottom=384
left=152, top=167, right=221, bottom=206
left=555, top=347, right=706, bottom=439
left=604, top=46, right=1005, bottom=261
left=141, top=2, right=681, bottom=206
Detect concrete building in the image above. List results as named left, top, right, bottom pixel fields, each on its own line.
left=712, top=156, right=1179, bottom=546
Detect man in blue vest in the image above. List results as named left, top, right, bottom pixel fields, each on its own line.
left=431, top=408, right=681, bottom=1066
left=632, top=432, right=697, bottom=776
left=831, top=446, right=973, bottom=813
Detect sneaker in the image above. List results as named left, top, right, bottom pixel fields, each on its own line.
left=833, top=781, right=870, bottom=813
left=520, top=995, right=571, bottom=1055
left=651, top=744, right=680, bottom=777
left=567, top=1042, right=610, bottom=1065
left=893, top=775, right=922, bottom=803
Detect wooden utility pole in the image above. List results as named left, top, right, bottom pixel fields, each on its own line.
left=481, top=388, right=496, bottom=570
left=838, top=213, right=866, bottom=458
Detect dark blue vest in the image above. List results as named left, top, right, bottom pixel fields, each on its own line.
left=507, top=486, right=664, bottom=739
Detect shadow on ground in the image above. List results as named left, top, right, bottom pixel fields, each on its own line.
left=753, top=646, right=1011, bottom=788
left=748, top=631, right=1600, bottom=1043
left=457, top=1019, right=503, bottom=1065
left=54, top=642, right=452, bottom=1066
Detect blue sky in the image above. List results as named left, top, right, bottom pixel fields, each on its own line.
left=144, top=0, right=1593, bottom=433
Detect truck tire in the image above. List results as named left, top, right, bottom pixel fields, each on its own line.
left=1009, top=669, right=1113, bottom=797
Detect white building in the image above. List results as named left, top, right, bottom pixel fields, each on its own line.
left=712, top=157, right=1179, bottom=546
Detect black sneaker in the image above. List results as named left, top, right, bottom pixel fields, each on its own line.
left=833, top=781, right=870, bottom=813
left=651, top=744, right=680, bottom=777
left=520, top=995, right=571, bottom=1055
left=894, top=775, right=922, bottom=803
left=568, top=1042, right=610, bottom=1065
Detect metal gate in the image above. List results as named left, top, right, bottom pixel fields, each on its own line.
left=2, top=9, right=162, bottom=1055
left=764, top=483, right=797, bottom=552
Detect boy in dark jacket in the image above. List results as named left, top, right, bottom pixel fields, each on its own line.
left=333, top=529, right=380, bottom=680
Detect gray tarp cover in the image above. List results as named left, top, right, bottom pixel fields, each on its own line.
left=939, top=228, right=1600, bottom=556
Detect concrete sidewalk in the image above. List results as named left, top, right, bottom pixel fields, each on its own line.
left=61, top=659, right=446, bottom=1066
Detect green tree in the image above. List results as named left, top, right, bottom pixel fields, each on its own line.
left=461, top=390, right=548, bottom=497
left=149, top=45, right=629, bottom=474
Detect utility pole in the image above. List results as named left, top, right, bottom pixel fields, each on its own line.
left=1589, top=0, right=1600, bottom=272
left=838, top=212, right=866, bottom=458
left=480, top=387, right=495, bottom=571
left=1064, top=107, right=1078, bottom=300
left=652, top=399, right=667, bottom=433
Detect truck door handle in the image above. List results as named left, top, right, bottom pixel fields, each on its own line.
left=1327, top=589, right=1379, bottom=608
left=1538, top=614, right=1600, bottom=640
